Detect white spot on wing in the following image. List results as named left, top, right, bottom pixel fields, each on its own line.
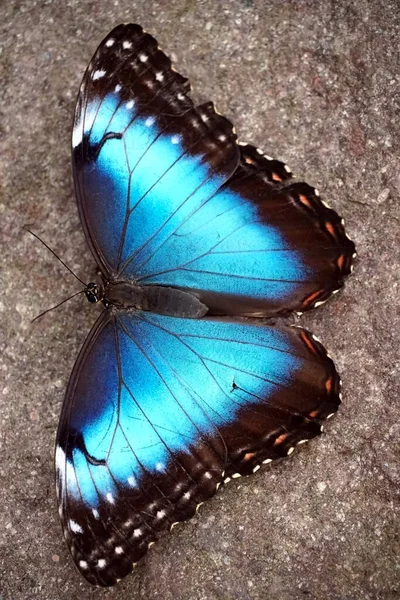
left=92, top=508, right=99, bottom=519
left=55, top=445, right=65, bottom=474
left=72, top=115, right=83, bottom=149
left=314, top=300, right=326, bottom=308
left=133, top=528, right=142, bottom=538
left=139, top=53, right=148, bottom=62
left=126, top=99, right=135, bottom=109
left=105, top=39, right=115, bottom=47
left=106, top=492, right=115, bottom=504
left=97, top=558, right=106, bottom=568
left=115, top=546, right=123, bottom=554
left=145, top=116, right=155, bottom=127
left=79, top=560, right=88, bottom=569
left=171, top=134, right=181, bottom=144
left=123, top=41, right=132, bottom=49
left=115, top=83, right=122, bottom=92
left=128, top=476, right=136, bottom=487
left=156, top=510, right=166, bottom=519
left=156, top=462, right=164, bottom=471
left=73, top=100, right=98, bottom=150
left=156, top=72, right=164, bottom=81
left=69, top=519, right=83, bottom=534
left=92, top=69, right=106, bottom=81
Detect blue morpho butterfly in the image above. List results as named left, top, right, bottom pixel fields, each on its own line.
left=55, top=24, right=355, bottom=586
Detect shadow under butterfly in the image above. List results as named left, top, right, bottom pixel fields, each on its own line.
left=55, top=24, right=356, bottom=586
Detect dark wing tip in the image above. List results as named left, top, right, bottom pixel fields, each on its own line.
left=235, top=144, right=356, bottom=313
left=223, top=325, right=341, bottom=478
left=65, top=452, right=225, bottom=587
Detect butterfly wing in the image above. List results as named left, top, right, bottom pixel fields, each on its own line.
left=72, top=23, right=239, bottom=282
left=56, top=311, right=339, bottom=586
left=72, top=24, right=355, bottom=317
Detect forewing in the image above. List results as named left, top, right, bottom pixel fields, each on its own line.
left=56, top=310, right=340, bottom=586
left=73, top=24, right=354, bottom=316
left=72, top=24, right=239, bottom=278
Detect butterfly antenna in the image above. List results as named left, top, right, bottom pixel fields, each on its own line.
left=31, top=290, right=86, bottom=324
left=26, top=228, right=87, bottom=287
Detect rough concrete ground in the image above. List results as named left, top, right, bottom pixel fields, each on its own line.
left=0, top=1, right=399, bottom=599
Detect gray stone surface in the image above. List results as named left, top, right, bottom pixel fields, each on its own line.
left=0, top=1, right=399, bottom=598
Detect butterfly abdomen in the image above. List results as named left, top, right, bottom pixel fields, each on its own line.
left=104, top=281, right=208, bottom=318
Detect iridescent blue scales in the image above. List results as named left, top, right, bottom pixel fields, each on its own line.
left=56, top=24, right=355, bottom=586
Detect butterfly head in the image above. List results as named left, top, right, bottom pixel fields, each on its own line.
left=84, top=282, right=104, bottom=304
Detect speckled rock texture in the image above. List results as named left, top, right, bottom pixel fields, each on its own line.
left=0, top=1, right=399, bottom=599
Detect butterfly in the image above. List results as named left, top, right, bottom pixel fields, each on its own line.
left=55, top=23, right=355, bottom=586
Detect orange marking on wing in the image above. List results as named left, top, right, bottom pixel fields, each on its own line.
left=303, top=290, right=321, bottom=307
left=308, top=410, right=319, bottom=419
left=272, top=172, right=282, bottom=182
left=325, top=221, right=336, bottom=236
left=325, top=377, right=332, bottom=393
left=300, top=331, right=318, bottom=354
left=245, top=157, right=254, bottom=164
left=244, top=452, right=256, bottom=461
left=299, top=193, right=312, bottom=207
left=337, top=254, right=345, bottom=270
left=273, top=433, right=289, bottom=446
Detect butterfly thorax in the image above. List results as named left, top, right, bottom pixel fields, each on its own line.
left=86, top=280, right=208, bottom=319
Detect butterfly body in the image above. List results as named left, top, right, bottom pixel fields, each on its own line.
left=91, top=279, right=209, bottom=317
left=55, top=23, right=355, bottom=586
